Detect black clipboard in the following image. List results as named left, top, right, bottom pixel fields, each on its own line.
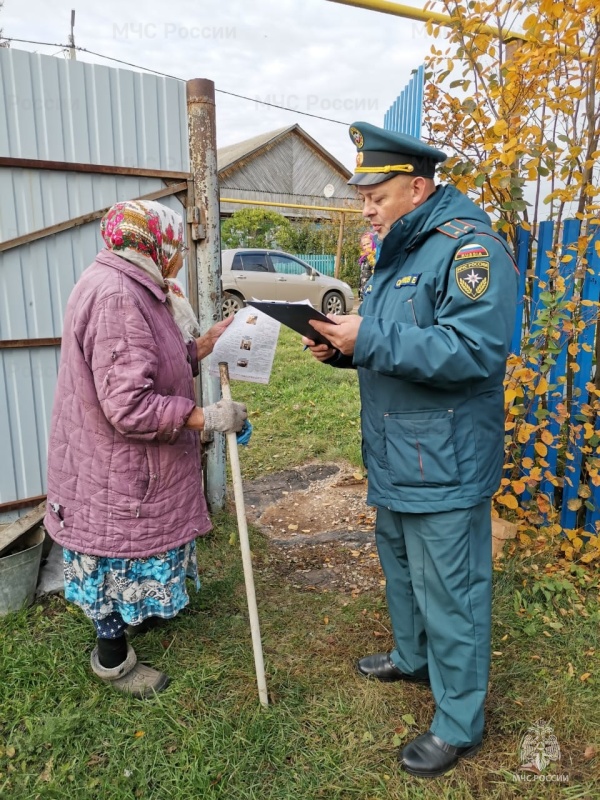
left=246, top=300, right=338, bottom=346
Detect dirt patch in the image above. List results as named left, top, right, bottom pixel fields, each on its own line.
left=249, top=463, right=374, bottom=539
left=240, top=462, right=384, bottom=595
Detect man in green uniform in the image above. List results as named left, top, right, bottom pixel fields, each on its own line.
left=305, top=121, right=518, bottom=778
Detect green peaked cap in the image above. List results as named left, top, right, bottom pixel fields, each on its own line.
left=348, top=121, right=447, bottom=185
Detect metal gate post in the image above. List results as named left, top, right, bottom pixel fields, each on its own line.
left=187, top=78, right=226, bottom=512
left=334, top=212, right=345, bottom=279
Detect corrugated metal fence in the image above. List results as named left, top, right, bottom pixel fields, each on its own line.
left=0, top=48, right=190, bottom=521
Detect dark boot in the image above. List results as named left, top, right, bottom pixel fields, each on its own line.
left=356, top=653, right=429, bottom=684
left=400, top=732, right=482, bottom=778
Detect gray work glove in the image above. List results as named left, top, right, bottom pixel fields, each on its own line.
left=202, top=399, right=248, bottom=433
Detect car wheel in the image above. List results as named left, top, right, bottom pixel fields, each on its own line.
left=222, top=292, right=244, bottom=317
left=322, top=291, right=345, bottom=316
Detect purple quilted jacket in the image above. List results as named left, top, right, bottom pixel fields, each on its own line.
left=44, top=250, right=212, bottom=557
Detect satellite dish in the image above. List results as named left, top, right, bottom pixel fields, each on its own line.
left=323, top=183, right=335, bottom=198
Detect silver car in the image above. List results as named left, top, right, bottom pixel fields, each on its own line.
left=221, top=249, right=355, bottom=317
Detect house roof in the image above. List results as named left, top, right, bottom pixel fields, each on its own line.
left=217, top=124, right=352, bottom=179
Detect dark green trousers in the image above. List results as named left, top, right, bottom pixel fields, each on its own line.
left=375, top=500, right=492, bottom=747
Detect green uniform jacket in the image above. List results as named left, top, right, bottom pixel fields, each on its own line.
left=331, top=184, right=518, bottom=513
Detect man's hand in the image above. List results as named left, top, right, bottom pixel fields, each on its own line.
left=301, top=336, right=336, bottom=362
left=196, top=315, right=235, bottom=360
left=308, top=314, right=362, bottom=356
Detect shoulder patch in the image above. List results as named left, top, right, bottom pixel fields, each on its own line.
left=454, top=243, right=489, bottom=261
left=436, top=219, right=477, bottom=239
left=455, top=261, right=490, bottom=300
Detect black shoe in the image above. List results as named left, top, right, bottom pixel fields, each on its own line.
left=355, top=653, right=429, bottom=684
left=400, top=732, right=482, bottom=778
left=126, top=616, right=168, bottom=639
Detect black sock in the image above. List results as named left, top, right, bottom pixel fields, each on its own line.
left=97, top=635, right=128, bottom=669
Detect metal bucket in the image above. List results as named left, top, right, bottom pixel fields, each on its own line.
left=0, top=526, right=45, bottom=616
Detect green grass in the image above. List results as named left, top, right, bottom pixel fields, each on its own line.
left=1, top=328, right=599, bottom=799
left=232, top=325, right=362, bottom=478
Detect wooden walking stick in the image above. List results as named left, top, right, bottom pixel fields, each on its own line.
left=219, top=362, right=269, bottom=707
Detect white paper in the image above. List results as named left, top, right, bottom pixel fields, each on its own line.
left=209, top=306, right=280, bottom=384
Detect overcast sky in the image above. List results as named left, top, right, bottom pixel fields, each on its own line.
left=2, top=0, right=435, bottom=178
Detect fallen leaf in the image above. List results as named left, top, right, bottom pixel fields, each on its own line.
left=401, top=714, right=416, bottom=726
left=501, top=634, right=509, bottom=641
left=352, top=472, right=365, bottom=481
left=493, top=651, right=503, bottom=656
left=542, top=630, right=552, bottom=637
left=580, top=672, right=591, bottom=681
left=5, top=746, right=15, bottom=758
left=567, top=663, right=575, bottom=676
left=301, top=529, right=311, bottom=533
left=134, top=731, right=145, bottom=738
left=583, top=745, right=597, bottom=760
left=361, top=731, right=374, bottom=743
left=288, top=524, right=298, bottom=531
left=323, top=616, right=329, bottom=625
left=39, top=758, right=53, bottom=782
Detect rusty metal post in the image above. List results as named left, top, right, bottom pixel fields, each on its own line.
left=187, top=78, right=226, bottom=512
left=334, top=212, right=345, bottom=279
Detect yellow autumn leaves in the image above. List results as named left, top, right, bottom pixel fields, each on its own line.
left=423, top=0, right=600, bottom=243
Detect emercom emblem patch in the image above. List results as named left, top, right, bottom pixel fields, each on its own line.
left=455, top=260, right=490, bottom=300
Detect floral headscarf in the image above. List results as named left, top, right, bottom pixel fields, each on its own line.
left=101, top=199, right=183, bottom=275
left=100, top=200, right=200, bottom=342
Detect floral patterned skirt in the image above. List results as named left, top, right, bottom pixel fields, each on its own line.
left=63, top=541, right=200, bottom=625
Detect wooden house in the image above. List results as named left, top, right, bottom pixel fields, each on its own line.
left=218, top=124, right=360, bottom=219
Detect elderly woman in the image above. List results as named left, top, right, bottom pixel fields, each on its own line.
left=44, top=200, right=247, bottom=698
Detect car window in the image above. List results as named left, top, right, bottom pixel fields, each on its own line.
left=270, top=255, right=309, bottom=275
left=231, top=254, right=244, bottom=270
left=241, top=254, right=271, bottom=272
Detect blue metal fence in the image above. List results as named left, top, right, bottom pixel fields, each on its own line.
left=383, top=65, right=424, bottom=138
left=509, top=220, right=600, bottom=533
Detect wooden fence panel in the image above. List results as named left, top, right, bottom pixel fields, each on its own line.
left=521, top=221, right=555, bottom=475
left=511, top=225, right=531, bottom=355
left=541, top=219, right=581, bottom=502
left=560, top=224, right=600, bottom=530
left=582, top=224, right=600, bottom=533
left=510, top=220, right=600, bottom=534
